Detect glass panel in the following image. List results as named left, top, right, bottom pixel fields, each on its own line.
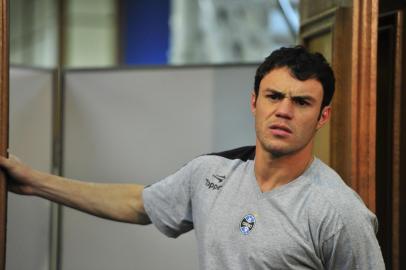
left=10, top=0, right=58, bottom=68
left=10, top=0, right=300, bottom=68
left=168, top=0, right=300, bottom=65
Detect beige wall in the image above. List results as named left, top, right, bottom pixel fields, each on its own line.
left=307, top=32, right=333, bottom=165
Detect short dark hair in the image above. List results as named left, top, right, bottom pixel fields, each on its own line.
left=254, top=46, right=335, bottom=109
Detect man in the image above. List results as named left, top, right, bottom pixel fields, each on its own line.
left=0, top=46, right=384, bottom=269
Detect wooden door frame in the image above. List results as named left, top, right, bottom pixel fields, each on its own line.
left=349, top=0, right=379, bottom=212
left=0, top=0, right=8, bottom=269
left=300, top=0, right=379, bottom=211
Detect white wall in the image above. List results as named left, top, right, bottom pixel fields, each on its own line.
left=62, top=65, right=256, bottom=270
left=7, top=67, right=54, bottom=270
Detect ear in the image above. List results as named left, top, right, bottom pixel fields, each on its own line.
left=250, top=91, right=257, bottom=115
left=316, top=106, right=331, bottom=129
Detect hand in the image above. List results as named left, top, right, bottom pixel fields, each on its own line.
left=0, top=155, right=44, bottom=195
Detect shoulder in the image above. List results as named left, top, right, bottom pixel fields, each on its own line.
left=305, top=159, right=378, bottom=237
left=305, top=161, right=384, bottom=268
left=167, top=146, right=255, bottom=187
left=188, top=145, right=255, bottom=169
left=308, top=159, right=374, bottom=218
left=205, top=145, right=256, bottom=161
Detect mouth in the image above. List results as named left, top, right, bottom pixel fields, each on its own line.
left=269, top=124, right=292, bottom=136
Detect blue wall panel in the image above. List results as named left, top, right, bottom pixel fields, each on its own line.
left=124, top=0, right=170, bottom=65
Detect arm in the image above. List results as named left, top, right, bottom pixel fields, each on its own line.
left=0, top=155, right=151, bottom=225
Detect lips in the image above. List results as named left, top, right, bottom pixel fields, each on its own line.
left=270, top=124, right=292, bottom=133
left=269, top=124, right=292, bottom=136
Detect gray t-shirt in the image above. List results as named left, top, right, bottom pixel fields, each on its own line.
left=143, top=146, right=385, bottom=269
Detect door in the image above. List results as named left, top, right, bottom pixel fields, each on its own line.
left=0, top=0, right=9, bottom=269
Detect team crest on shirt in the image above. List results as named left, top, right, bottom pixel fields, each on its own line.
left=240, top=214, right=256, bottom=235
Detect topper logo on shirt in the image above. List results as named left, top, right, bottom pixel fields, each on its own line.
left=205, top=174, right=225, bottom=190
left=240, top=214, right=256, bottom=235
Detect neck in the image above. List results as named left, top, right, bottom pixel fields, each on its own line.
left=254, top=141, right=314, bottom=192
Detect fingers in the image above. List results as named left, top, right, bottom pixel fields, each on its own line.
left=0, top=154, right=23, bottom=168
left=0, top=155, right=34, bottom=195
left=9, top=154, right=22, bottom=163
left=7, top=183, right=24, bottom=195
left=0, top=155, right=12, bottom=168
left=0, top=154, right=26, bottom=181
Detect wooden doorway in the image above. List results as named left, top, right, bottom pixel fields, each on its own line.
left=376, top=1, right=406, bottom=268
left=299, top=0, right=406, bottom=268
left=0, top=0, right=8, bottom=269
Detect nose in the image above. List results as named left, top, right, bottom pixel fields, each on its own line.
left=275, top=98, right=293, bottom=120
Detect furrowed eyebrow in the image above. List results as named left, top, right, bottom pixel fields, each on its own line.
left=264, top=89, right=316, bottom=102
left=291, top=95, right=316, bottom=103
left=264, top=89, right=286, bottom=96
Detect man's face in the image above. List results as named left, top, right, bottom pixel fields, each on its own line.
left=251, top=67, right=331, bottom=158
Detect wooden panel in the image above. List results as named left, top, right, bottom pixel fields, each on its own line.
left=330, top=8, right=353, bottom=184
left=391, top=11, right=403, bottom=270
left=300, top=0, right=338, bottom=22
left=376, top=12, right=399, bottom=269
left=306, top=32, right=332, bottom=165
left=379, top=4, right=406, bottom=270
left=380, top=0, right=406, bottom=14
left=300, top=5, right=336, bottom=168
left=0, top=0, right=8, bottom=268
left=300, top=7, right=348, bottom=173
left=399, top=14, right=406, bottom=267
left=300, top=1, right=379, bottom=211
left=350, top=0, right=378, bottom=211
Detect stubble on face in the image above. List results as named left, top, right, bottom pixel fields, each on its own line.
left=252, top=68, right=326, bottom=160
left=254, top=117, right=318, bottom=158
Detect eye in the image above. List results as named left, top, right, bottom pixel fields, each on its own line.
left=266, top=93, right=283, bottom=100
left=293, top=97, right=310, bottom=106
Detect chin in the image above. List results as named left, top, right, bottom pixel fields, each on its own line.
left=260, top=142, right=292, bottom=158
left=269, top=148, right=293, bottom=158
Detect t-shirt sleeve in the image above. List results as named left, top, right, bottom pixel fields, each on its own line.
left=142, top=160, right=196, bottom=238
left=321, top=212, right=385, bottom=269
